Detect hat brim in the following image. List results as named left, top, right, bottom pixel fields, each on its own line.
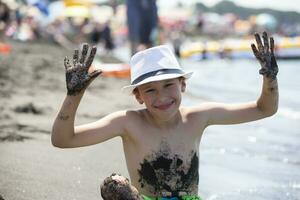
left=122, top=71, right=193, bottom=95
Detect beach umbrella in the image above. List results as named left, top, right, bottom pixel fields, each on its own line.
left=25, top=0, right=49, bottom=16
left=33, top=1, right=49, bottom=16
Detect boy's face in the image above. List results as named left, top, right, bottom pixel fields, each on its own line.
left=134, top=78, right=186, bottom=121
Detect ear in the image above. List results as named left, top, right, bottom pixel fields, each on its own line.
left=134, top=89, right=144, bottom=104
left=180, top=78, right=186, bottom=92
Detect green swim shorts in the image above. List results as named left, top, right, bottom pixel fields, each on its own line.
left=142, top=195, right=203, bottom=200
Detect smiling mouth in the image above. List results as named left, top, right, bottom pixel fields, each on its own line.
left=154, top=101, right=174, bottom=110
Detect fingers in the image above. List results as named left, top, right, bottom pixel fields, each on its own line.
left=270, top=37, right=278, bottom=74
left=72, top=43, right=97, bottom=71
left=271, top=53, right=278, bottom=72
left=270, top=37, right=275, bottom=54
left=64, top=56, right=72, bottom=70
left=259, top=68, right=268, bottom=75
left=88, top=69, right=102, bottom=80
left=251, top=43, right=262, bottom=62
left=85, top=46, right=97, bottom=68
left=84, top=70, right=102, bottom=86
left=254, top=32, right=264, bottom=53
left=73, top=49, right=79, bottom=66
left=262, top=31, right=269, bottom=54
left=79, top=43, right=89, bottom=64
left=255, top=32, right=274, bottom=54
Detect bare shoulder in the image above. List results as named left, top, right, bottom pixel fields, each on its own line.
left=181, top=102, right=216, bottom=117
left=179, top=104, right=212, bottom=128
left=123, top=109, right=146, bottom=125
left=102, top=109, right=142, bottom=123
left=103, top=109, right=145, bottom=129
left=181, top=102, right=227, bottom=127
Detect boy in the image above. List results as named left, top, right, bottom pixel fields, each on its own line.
left=52, top=32, right=278, bottom=200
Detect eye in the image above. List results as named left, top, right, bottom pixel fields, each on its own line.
left=145, top=88, right=155, bottom=93
left=165, top=83, right=174, bottom=87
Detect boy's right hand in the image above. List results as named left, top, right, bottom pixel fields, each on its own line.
left=64, top=43, right=102, bottom=96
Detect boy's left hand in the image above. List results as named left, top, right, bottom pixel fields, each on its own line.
left=251, top=32, right=278, bottom=80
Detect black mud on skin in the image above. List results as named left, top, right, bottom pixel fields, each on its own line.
left=138, top=142, right=199, bottom=196
left=64, top=44, right=100, bottom=96
left=251, top=32, right=278, bottom=80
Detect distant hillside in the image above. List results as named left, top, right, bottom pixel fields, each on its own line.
left=195, top=0, right=300, bottom=24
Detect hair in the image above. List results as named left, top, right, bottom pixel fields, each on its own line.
left=100, top=173, right=143, bottom=200
left=132, top=88, right=138, bottom=95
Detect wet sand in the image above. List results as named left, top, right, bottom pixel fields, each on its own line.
left=0, top=40, right=137, bottom=200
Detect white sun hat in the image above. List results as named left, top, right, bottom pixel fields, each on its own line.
left=122, top=45, right=193, bottom=94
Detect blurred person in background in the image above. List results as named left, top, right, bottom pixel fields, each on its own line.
left=90, top=20, right=115, bottom=53
left=46, top=18, right=74, bottom=49
left=0, top=1, right=10, bottom=38
left=101, top=20, right=114, bottom=53
left=125, top=0, right=158, bottom=55
left=90, top=21, right=103, bottom=45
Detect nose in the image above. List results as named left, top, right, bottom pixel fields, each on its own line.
left=156, top=89, right=167, bottom=100
left=156, top=89, right=162, bottom=97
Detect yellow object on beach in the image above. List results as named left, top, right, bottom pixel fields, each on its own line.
left=180, top=36, right=300, bottom=59
left=63, top=0, right=92, bottom=18
left=64, top=0, right=92, bottom=7
left=63, top=6, right=90, bottom=18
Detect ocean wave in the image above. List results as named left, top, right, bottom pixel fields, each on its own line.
left=206, top=183, right=300, bottom=200
left=278, top=107, right=300, bottom=120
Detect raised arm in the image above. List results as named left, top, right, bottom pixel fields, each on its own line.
left=51, top=43, right=117, bottom=148
left=251, top=32, right=279, bottom=116
left=201, top=32, right=279, bottom=126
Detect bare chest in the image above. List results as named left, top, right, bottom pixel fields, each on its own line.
left=136, top=139, right=199, bottom=196
left=123, top=115, right=203, bottom=196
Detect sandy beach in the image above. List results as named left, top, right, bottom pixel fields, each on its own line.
left=0, top=40, right=137, bottom=200
left=1, top=40, right=300, bottom=200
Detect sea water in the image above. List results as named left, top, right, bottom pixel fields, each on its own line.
left=181, top=58, right=300, bottom=200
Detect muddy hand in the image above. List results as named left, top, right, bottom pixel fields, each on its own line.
left=251, top=32, right=278, bottom=80
left=64, top=43, right=102, bottom=96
